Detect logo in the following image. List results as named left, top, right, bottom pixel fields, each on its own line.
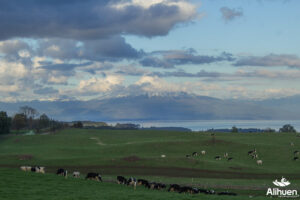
left=266, top=177, right=299, bottom=198
left=273, top=177, right=291, bottom=187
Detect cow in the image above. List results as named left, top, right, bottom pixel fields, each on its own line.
left=248, top=148, right=256, bottom=156
left=73, top=171, right=80, bottom=178
left=227, top=157, right=233, bottom=161
left=56, top=168, right=68, bottom=178
left=127, top=177, right=137, bottom=189
left=153, top=183, right=166, bottom=190
left=224, top=152, right=228, bottom=158
left=257, top=160, right=263, bottom=165
left=252, top=153, right=258, bottom=159
left=218, top=191, right=237, bottom=196
left=137, top=179, right=150, bottom=188
left=86, top=173, right=102, bottom=181
left=215, top=156, right=221, bottom=160
left=294, top=150, right=299, bottom=155
left=201, top=150, right=206, bottom=155
left=20, top=166, right=31, bottom=172
left=293, top=156, right=299, bottom=161
left=36, top=166, right=45, bottom=174
left=192, top=152, right=198, bottom=157
left=117, top=176, right=127, bottom=184
left=168, top=184, right=181, bottom=192
left=179, top=186, right=194, bottom=194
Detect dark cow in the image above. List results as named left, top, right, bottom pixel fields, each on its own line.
left=215, top=156, right=221, bottom=160
left=294, top=150, right=299, bottom=155
left=293, top=157, right=299, bottom=161
left=86, top=173, right=102, bottom=181
left=153, top=183, right=166, bottom=190
left=192, top=152, right=198, bottom=157
left=218, top=191, right=237, bottom=196
left=31, top=166, right=36, bottom=172
left=137, top=179, right=150, bottom=188
left=56, top=168, right=67, bottom=177
left=168, top=184, right=181, bottom=192
left=117, top=176, right=127, bottom=184
left=227, top=157, right=233, bottom=161
left=127, top=177, right=137, bottom=188
left=248, top=149, right=256, bottom=156
left=179, top=186, right=194, bottom=194
left=199, top=189, right=215, bottom=195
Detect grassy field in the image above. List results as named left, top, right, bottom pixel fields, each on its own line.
left=0, top=128, right=300, bottom=199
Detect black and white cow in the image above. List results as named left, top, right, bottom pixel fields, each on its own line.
left=117, top=176, right=127, bottom=184
left=85, top=173, right=102, bottom=181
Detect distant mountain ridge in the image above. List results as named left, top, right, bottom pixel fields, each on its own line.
left=0, top=94, right=300, bottom=121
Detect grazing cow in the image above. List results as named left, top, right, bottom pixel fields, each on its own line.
left=86, top=173, right=102, bottom=181
left=127, top=177, right=137, bottom=189
left=137, top=179, right=150, bottom=188
left=161, top=154, right=166, bottom=158
left=294, top=150, right=299, bottom=155
left=36, top=166, right=45, bottom=174
left=215, top=156, right=221, bottom=160
left=252, top=154, right=258, bottom=159
left=192, top=152, right=198, bottom=157
left=153, top=183, right=166, bottom=190
left=218, top=191, right=237, bottom=196
left=20, top=166, right=31, bottom=172
left=179, top=186, right=194, bottom=194
left=168, top=184, right=181, bottom=192
left=191, top=188, right=199, bottom=194
left=224, top=152, right=228, bottom=158
left=248, top=148, right=256, bottom=156
left=293, top=157, right=299, bottom=161
left=201, top=150, right=206, bottom=155
left=227, top=157, right=233, bottom=161
left=117, top=176, right=127, bottom=184
left=257, top=160, right=263, bottom=165
left=73, top=171, right=80, bottom=178
left=31, top=166, right=36, bottom=172
left=56, top=168, right=68, bottom=178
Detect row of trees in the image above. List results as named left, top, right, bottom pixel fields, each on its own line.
left=0, top=106, right=65, bottom=134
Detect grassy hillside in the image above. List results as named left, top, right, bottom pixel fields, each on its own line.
left=0, top=129, right=300, bottom=199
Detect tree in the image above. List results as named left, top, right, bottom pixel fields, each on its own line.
left=231, top=126, right=238, bottom=133
left=12, top=113, right=27, bottom=131
left=73, top=121, right=83, bottom=128
left=19, top=106, right=38, bottom=129
left=279, top=124, right=296, bottom=133
left=0, top=111, right=11, bottom=134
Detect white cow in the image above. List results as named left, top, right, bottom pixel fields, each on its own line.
left=73, top=171, right=80, bottom=178
left=257, top=160, right=263, bottom=165
left=201, top=150, right=206, bottom=155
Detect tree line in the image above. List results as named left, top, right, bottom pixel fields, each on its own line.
left=0, top=106, right=65, bottom=134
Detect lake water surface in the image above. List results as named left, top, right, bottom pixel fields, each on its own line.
left=107, top=120, right=300, bottom=131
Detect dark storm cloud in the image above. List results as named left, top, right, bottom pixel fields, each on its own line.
left=41, top=62, right=93, bottom=72
left=0, top=0, right=197, bottom=40
left=234, top=54, right=300, bottom=68
left=139, top=57, right=174, bottom=69
left=220, top=7, right=243, bottom=22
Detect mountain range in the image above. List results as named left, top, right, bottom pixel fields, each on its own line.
left=1, top=94, right=300, bottom=121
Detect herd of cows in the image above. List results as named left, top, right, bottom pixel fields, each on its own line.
left=20, top=166, right=237, bottom=196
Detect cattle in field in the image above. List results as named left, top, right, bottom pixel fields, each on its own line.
left=168, top=184, right=181, bottom=192
left=161, top=154, right=166, bottom=158
left=215, top=156, right=221, bottom=160
left=192, top=152, right=198, bottom=157
left=293, top=157, right=299, bottom=161
left=224, top=152, right=228, bottom=158
left=201, top=150, right=206, bottom=155
left=73, top=171, right=80, bottom=178
left=20, top=166, right=31, bottom=172
left=294, top=150, right=299, bottom=155
left=86, top=173, right=102, bottom=181
left=117, top=176, right=127, bottom=184
left=248, top=148, right=256, bottom=156
left=179, top=186, right=194, bottom=194
left=56, top=168, right=68, bottom=178
left=153, top=183, right=166, bottom=190
left=127, top=177, right=137, bottom=189
left=36, top=166, right=45, bottom=174
left=227, top=157, right=233, bottom=161
left=252, top=153, right=258, bottom=159
left=256, top=160, right=263, bottom=165
left=137, top=179, right=150, bottom=188
left=218, top=191, right=237, bottom=196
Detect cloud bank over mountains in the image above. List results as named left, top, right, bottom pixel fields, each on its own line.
left=0, top=0, right=299, bottom=103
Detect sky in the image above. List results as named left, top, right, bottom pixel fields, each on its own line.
left=0, top=0, right=300, bottom=102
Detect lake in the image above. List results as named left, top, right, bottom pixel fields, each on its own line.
left=107, top=120, right=300, bottom=131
